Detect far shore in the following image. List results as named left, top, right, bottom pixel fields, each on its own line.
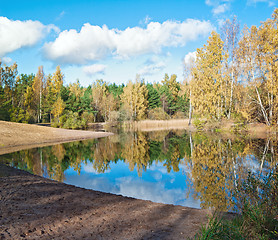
left=0, top=119, right=276, bottom=155
left=0, top=121, right=113, bottom=155
left=122, top=119, right=276, bottom=139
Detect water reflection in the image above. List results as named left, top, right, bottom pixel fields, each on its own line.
left=0, top=130, right=277, bottom=211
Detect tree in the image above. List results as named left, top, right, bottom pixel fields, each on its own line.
left=91, top=80, right=117, bottom=122
left=160, top=74, right=180, bottom=116
left=121, top=75, right=148, bottom=121
left=146, top=83, right=161, bottom=109
left=237, top=9, right=278, bottom=125
left=32, top=66, right=45, bottom=122
left=190, top=31, right=228, bottom=120
left=221, top=16, right=240, bottom=119
left=51, top=96, right=65, bottom=126
left=0, top=62, right=18, bottom=120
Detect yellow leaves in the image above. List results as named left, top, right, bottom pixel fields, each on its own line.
left=121, top=132, right=149, bottom=176
left=51, top=96, right=65, bottom=119
left=121, top=78, right=148, bottom=120
left=190, top=31, right=228, bottom=121
left=69, top=79, right=83, bottom=98
left=52, top=66, right=63, bottom=96
left=92, top=80, right=117, bottom=121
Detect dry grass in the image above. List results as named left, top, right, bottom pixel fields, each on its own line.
left=123, top=119, right=194, bottom=132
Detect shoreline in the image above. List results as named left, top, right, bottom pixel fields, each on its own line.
left=0, top=121, right=113, bottom=155
left=0, top=163, right=214, bottom=239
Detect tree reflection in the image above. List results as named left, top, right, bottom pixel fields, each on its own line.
left=0, top=130, right=277, bottom=212
left=186, top=134, right=278, bottom=211
left=121, top=132, right=150, bottom=176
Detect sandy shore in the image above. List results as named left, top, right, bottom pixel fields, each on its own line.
left=0, top=121, right=113, bottom=155
left=0, top=164, right=215, bottom=240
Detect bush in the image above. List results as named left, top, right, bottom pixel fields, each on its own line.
left=148, top=107, right=170, bottom=120
left=53, top=111, right=90, bottom=129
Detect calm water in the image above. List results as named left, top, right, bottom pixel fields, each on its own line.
left=1, top=130, right=277, bottom=211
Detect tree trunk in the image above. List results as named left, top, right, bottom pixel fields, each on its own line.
left=255, top=86, right=270, bottom=125
left=188, top=90, right=192, bottom=126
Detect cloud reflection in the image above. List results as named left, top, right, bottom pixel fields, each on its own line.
left=64, top=161, right=199, bottom=209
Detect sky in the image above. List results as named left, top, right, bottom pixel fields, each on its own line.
left=0, top=0, right=277, bottom=86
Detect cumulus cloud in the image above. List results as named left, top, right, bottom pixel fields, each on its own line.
left=0, top=17, right=59, bottom=57
left=184, top=51, right=196, bottom=66
left=205, top=0, right=232, bottom=15
left=83, top=64, right=107, bottom=76
left=44, top=19, right=213, bottom=64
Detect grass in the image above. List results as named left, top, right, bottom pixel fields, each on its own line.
left=193, top=169, right=278, bottom=240
left=123, top=119, right=190, bottom=131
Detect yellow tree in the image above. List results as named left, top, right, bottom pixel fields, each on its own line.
left=221, top=16, right=240, bottom=119
left=52, top=66, right=64, bottom=97
left=121, top=75, right=148, bottom=120
left=237, top=9, right=278, bottom=125
left=190, top=31, right=228, bottom=120
left=257, top=9, right=278, bottom=124
left=32, top=66, right=45, bottom=122
left=91, top=79, right=117, bottom=121
left=51, top=96, right=65, bottom=125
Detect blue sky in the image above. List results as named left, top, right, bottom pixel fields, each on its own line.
left=0, top=0, right=277, bottom=86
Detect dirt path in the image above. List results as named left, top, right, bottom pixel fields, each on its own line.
left=0, top=164, right=212, bottom=240
left=0, top=121, right=113, bottom=155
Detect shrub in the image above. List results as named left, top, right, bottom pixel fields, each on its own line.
left=148, top=107, right=170, bottom=120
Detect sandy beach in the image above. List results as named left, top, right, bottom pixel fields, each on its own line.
left=0, top=121, right=113, bottom=155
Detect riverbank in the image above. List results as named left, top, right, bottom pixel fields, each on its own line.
left=0, top=121, right=113, bottom=155
left=122, top=119, right=275, bottom=139
left=0, top=163, right=216, bottom=240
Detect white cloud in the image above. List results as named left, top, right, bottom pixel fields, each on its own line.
left=44, top=19, right=213, bottom=64
left=44, top=24, right=115, bottom=64
left=83, top=64, right=107, bottom=76
left=247, top=0, right=275, bottom=6
left=212, top=4, right=229, bottom=14
left=184, top=51, right=196, bottom=66
left=1, top=57, right=12, bottom=64
left=205, top=0, right=232, bottom=15
left=0, top=17, right=59, bottom=57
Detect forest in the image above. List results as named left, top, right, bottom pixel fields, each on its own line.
left=1, top=9, right=278, bottom=129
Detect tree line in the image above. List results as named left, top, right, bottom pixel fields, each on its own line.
left=0, top=63, right=188, bottom=128
left=1, top=9, right=278, bottom=128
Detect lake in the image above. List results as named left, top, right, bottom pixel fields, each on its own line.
left=1, top=129, right=276, bottom=211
